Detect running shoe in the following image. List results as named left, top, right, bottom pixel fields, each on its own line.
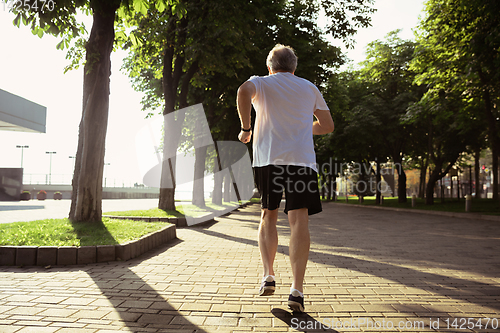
left=259, top=275, right=276, bottom=296
left=288, top=289, right=304, bottom=312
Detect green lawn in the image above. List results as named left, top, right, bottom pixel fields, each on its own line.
left=0, top=201, right=246, bottom=247
left=329, top=196, right=500, bottom=216
left=103, top=201, right=241, bottom=218
left=0, top=218, right=169, bottom=247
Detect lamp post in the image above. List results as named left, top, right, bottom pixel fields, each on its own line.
left=104, top=162, right=110, bottom=187
left=16, top=145, right=29, bottom=168
left=46, top=151, right=57, bottom=184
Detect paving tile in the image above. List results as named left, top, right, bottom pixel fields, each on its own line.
left=179, top=302, right=211, bottom=312
left=15, top=327, right=59, bottom=333
left=238, top=317, right=273, bottom=327
left=38, top=308, right=79, bottom=318
left=0, top=325, right=24, bottom=333
left=70, top=310, right=112, bottom=320
left=3, top=306, right=45, bottom=316
left=136, top=313, right=174, bottom=325
left=203, top=316, right=239, bottom=326
left=118, top=300, right=153, bottom=309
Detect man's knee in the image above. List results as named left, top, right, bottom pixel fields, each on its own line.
left=288, top=208, right=308, bottom=227
left=261, top=208, right=279, bottom=222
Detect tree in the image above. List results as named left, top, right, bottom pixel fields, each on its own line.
left=123, top=0, right=375, bottom=209
left=10, top=0, right=169, bottom=222
left=355, top=31, right=425, bottom=202
left=414, top=0, right=500, bottom=201
left=405, top=88, right=475, bottom=204
left=122, top=0, right=279, bottom=210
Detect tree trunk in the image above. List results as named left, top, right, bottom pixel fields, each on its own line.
left=492, top=149, right=499, bottom=201
left=69, top=2, right=120, bottom=222
left=192, top=145, right=208, bottom=207
left=375, top=158, right=381, bottom=204
left=418, top=156, right=427, bottom=199
left=212, top=170, right=223, bottom=205
left=425, top=167, right=441, bottom=205
left=474, top=148, right=481, bottom=199
left=478, top=69, right=499, bottom=201
left=157, top=16, right=190, bottom=212
left=223, top=171, right=231, bottom=202
left=393, top=156, right=407, bottom=203
left=212, top=142, right=223, bottom=205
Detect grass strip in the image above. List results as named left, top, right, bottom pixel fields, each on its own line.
left=103, top=201, right=242, bottom=218
left=0, top=218, right=169, bottom=247
left=329, top=196, right=500, bottom=215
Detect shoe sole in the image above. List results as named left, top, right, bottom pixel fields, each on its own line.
left=288, top=300, right=304, bottom=312
left=259, top=286, right=275, bottom=296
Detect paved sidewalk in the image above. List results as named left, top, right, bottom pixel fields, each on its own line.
left=1, top=202, right=499, bottom=332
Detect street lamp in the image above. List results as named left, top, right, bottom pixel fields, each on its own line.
left=16, top=145, right=29, bottom=168
left=46, top=151, right=57, bottom=184
left=69, top=155, right=76, bottom=171
left=104, top=162, right=110, bottom=187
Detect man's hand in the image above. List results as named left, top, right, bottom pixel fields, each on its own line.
left=238, top=130, right=252, bottom=143
left=237, top=81, right=256, bottom=143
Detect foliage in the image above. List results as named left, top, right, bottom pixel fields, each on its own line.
left=411, top=0, right=500, bottom=202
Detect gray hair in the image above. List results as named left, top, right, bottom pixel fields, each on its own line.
left=266, top=44, right=298, bottom=73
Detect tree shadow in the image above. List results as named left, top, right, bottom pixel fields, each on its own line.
left=0, top=237, right=209, bottom=332
left=0, top=205, right=44, bottom=211
left=68, top=219, right=119, bottom=246
left=84, top=239, right=209, bottom=332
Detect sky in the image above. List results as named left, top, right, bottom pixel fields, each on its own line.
left=0, top=0, right=426, bottom=187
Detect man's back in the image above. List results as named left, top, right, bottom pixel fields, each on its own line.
left=249, top=72, right=328, bottom=171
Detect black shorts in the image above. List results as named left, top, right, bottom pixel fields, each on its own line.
left=253, top=165, right=322, bottom=215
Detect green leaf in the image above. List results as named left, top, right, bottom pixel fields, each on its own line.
left=133, top=0, right=148, bottom=16
left=13, top=14, right=21, bottom=27
left=156, top=1, right=166, bottom=13
left=56, top=39, right=65, bottom=50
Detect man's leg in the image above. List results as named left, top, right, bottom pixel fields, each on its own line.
left=287, top=208, right=309, bottom=293
left=259, top=208, right=279, bottom=277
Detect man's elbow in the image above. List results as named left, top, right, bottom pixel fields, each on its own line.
left=325, top=122, right=334, bottom=133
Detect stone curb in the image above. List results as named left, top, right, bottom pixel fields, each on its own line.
left=330, top=201, right=500, bottom=221
left=0, top=224, right=176, bottom=267
left=102, top=201, right=255, bottom=227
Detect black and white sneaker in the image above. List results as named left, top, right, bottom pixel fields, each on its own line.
left=259, top=275, right=276, bottom=296
left=288, top=289, right=304, bottom=312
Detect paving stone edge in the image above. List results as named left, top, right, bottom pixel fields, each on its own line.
left=0, top=201, right=255, bottom=267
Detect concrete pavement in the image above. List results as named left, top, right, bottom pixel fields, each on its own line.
left=1, top=201, right=499, bottom=332
left=0, top=199, right=161, bottom=224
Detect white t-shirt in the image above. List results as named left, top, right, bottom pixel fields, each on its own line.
left=248, top=72, right=329, bottom=172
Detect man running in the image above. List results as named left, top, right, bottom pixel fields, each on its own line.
left=237, top=44, right=334, bottom=312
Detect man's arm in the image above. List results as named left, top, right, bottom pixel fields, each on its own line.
left=237, top=81, right=256, bottom=143
left=313, top=109, right=334, bottom=135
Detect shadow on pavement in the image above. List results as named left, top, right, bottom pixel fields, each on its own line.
left=0, top=205, right=44, bottom=211
left=193, top=204, right=500, bottom=312
left=85, top=239, right=208, bottom=332
left=272, top=308, right=339, bottom=332
left=1, top=238, right=208, bottom=332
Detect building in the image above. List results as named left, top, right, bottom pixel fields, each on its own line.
left=0, top=88, right=46, bottom=200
